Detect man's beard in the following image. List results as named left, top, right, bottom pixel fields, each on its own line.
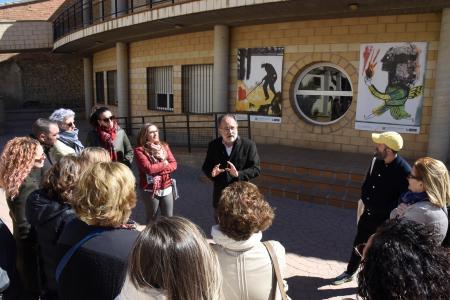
left=375, top=148, right=387, bottom=160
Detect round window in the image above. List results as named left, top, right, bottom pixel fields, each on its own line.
left=293, top=64, right=353, bottom=125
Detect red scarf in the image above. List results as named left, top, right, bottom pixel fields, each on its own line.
left=97, top=122, right=118, bottom=161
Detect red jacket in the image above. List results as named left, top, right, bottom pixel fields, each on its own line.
left=134, top=145, right=177, bottom=190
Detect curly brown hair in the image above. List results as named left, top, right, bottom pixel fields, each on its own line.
left=42, top=155, right=83, bottom=204
left=0, top=137, right=40, bottom=199
left=216, top=181, right=274, bottom=241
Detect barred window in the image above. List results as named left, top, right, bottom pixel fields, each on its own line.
left=147, top=66, right=173, bottom=111
left=107, top=70, right=117, bottom=106
left=95, top=72, right=105, bottom=104
left=293, top=63, right=352, bottom=125
left=182, top=64, right=213, bottom=113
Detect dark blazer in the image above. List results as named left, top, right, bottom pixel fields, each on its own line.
left=26, top=189, right=76, bottom=294
left=56, top=218, right=139, bottom=300
left=202, top=137, right=260, bottom=207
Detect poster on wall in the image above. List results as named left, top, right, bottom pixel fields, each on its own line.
left=355, top=42, right=427, bottom=134
left=236, top=47, right=284, bottom=123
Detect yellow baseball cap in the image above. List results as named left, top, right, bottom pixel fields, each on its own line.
left=372, top=131, right=403, bottom=151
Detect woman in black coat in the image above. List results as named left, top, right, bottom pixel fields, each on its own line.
left=26, top=156, right=82, bottom=300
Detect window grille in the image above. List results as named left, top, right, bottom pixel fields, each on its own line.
left=182, top=64, right=213, bottom=113
left=147, top=66, right=174, bottom=111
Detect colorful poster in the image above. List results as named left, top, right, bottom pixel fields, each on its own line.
left=355, top=42, right=427, bottom=134
left=236, top=47, right=284, bottom=117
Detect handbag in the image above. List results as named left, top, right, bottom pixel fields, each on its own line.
left=172, top=178, right=179, bottom=200
left=263, top=241, right=288, bottom=300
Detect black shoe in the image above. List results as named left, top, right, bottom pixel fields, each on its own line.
left=332, top=271, right=355, bottom=285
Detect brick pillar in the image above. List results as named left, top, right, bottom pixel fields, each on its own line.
left=116, top=42, right=129, bottom=121
left=83, top=57, right=94, bottom=120
left=213, top=25, right=229, bottom=112
left=427, top=8, right=450, bottom=162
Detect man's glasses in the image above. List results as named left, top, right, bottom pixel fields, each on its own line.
left=101, top=116, right=115, bottom=122
left=354, top=243, right=366, bottom=258
left=407, top=174, right=421, bottom=180
left=220, top=126, right=237, bottom=132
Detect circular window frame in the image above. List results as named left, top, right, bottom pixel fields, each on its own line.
left=292, top=62, right=354, bottom=126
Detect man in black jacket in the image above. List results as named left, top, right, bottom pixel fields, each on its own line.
left=332, top=131, right=411, bottom=285
left=202, top=114, right=261, bottom=208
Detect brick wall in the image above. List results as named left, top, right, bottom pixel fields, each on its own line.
left=229, top=13, right=440, bottom=159
left=0, top=21, right=52, bottom=51
left=0, top=0, right=65, bottom=21
left=91, top=13, right=441, bottom=158
left=0, top=52, right=84, bottom=109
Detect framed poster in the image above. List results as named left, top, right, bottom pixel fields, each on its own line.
left=236, top=47, right=284, bottom=119
left=355, top=42, right=427, bottom=134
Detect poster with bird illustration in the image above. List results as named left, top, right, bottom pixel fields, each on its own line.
left=355, top=42, right=427, bottom=134
left=236, top=47, right=284, bottom=117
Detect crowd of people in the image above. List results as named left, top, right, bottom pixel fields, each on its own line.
left=0, top=107, right=449, bottom=300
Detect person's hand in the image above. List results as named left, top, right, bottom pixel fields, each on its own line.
left=225, top=161, right=239, bottom=178
left=395, top=203, right=409, bottom=216
left=211, top=164, right=225, bottom=177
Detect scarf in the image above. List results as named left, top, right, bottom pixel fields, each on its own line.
left=211, top=225, right=262, bottom=251
left=400, top=191, right=429, bottom=205
left=58, top=128, right=84, bottom=155
left=96, top=122, right=118, bottom=161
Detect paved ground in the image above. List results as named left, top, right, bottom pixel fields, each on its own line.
left=0, top=110, right=359, bottom=300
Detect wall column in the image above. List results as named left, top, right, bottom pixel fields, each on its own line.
left=427, top=8, right=450, bottom=162
left=116, top=42, right=129, bottom=121
left=213, top=25, right=229, bottom=112
left=83, top=57, right=94, bottom=120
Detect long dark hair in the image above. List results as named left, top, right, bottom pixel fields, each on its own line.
left=89, top=106, right=110, bottom=128
left=358, top=219, right=450, bottom=299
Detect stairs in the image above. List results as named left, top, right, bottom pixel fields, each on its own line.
left=254, top=161, right=365, bottom=209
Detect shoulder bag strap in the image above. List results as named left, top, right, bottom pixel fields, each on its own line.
left=55, top=228, right=105, bottom=283
left=263, top=241, right=287, bottom=300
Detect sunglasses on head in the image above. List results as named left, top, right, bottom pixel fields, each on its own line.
left=101, top=116, right=115, bottom=122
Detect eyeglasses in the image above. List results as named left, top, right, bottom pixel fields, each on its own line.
left=148, top=130, right=158, bottom=134
left=101, top=116, right=115, bottom=122
left=407, top=174, right=421, bottom=181
left=64, top=122, right=75, bottom=127
left=354, top=243, right=366, bottom=258
left=220, top=126, right=237, bottom=132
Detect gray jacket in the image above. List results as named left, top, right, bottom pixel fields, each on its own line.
left=391, top=201, right=448, bottom=244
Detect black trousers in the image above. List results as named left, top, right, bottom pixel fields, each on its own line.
left=346, top=210, right=387, bottom=275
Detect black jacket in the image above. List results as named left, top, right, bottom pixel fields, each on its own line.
left=57, top=218, right=139, bottom=300
left=202, top=137, right=260, bottom=206
left=26, top=189, right=76, bottom=294
left=361, top=155, right=411, bottom=219
left=0, top=219, right=19, bottom=300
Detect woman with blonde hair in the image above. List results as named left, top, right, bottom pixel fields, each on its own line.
left=56, top=162, right=139, bottom=300
left=0, top=137, right=45, bottom=299
left=391, top=157, right=449, bottom=244
left=119, top=216, right=222, bottom=300
left=134, top=123, right=177, bottom=222
left=212, top=181, right=289, bottom=300
left=79, top=147, right=111, bottom=165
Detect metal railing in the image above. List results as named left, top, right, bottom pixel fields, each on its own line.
left=116, top=113, right=252, bottom=152
left=53, top=0, right=178, bottom=40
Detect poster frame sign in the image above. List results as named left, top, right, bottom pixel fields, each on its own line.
left=235, top=47, right=284, bottom=122
left=355, top=42, right=427, bottom=134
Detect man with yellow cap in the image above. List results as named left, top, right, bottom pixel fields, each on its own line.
left=332, top=131, right=411, bottom=285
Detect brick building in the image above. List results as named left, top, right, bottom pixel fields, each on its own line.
left=3, top=0, right=450, bottom=162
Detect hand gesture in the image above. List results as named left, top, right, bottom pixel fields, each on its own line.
left=211, top=164, right=225, bottom=177
left=225, top=161, right=239, bottom=178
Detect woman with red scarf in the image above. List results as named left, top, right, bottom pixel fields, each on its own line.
left=86, top=107, right=133, bottom=167
left=134, top=123, right=177, bottom=222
